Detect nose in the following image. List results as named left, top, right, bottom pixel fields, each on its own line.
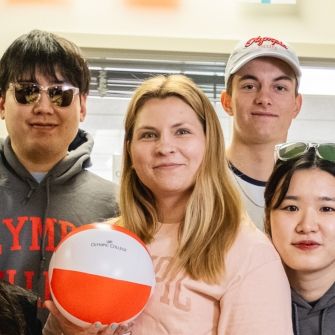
left=32, top=91, right=54, bottom=114
left=156, top=134, right=176, bottom=155
left=295, top=208, right=319, bottom=234
left=254, top=87, right=272, bottom=106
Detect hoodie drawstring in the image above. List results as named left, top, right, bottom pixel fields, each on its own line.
left=23, top=178, right=37, bottom=205
left=320, top=307, right=328, bottom=335
left=292, top=302, right=300, bottom=335
left=293, top=300, right=330, bottom=335
left=39, top=176, right=51, bottom=279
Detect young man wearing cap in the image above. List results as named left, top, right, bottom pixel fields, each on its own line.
left=0, top=30, right=119, bottom=323
left=221, top=36, right=302, bottom=230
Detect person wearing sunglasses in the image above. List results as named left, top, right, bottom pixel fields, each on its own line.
left=0, top=30, right=119, bottom=324
left=264, top=142, right=335, bottom=334
left=221, top=36, right=302, bottom=230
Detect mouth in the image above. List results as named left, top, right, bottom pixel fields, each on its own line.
left=153, top=163, right=183, bottom=169
left=292, top=241, right=321, bottom=250
left=30, top=122, right=57, bottom=129
left=251, top=112, right=278, bottom=118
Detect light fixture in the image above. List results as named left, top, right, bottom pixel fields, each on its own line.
left=240, top=0, right=296, bottom=3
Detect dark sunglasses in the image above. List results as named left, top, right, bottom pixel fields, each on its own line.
left=9, top=82, right=80, bottom=108
left=275, top=142, right=335, bottom=162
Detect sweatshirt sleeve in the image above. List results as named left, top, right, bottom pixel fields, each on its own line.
left=218, top=253, right=293, bottom=335
left=42, top=314, right=63, bottom=335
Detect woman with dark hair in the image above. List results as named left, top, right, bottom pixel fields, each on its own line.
left=0, top=280, right=42, bottom=335
left=265, top=142, right=335, bottom=335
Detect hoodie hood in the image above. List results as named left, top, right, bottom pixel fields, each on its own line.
left=47, top=129, right=93, bottom=184
left=291, top=282, right=335, bottom=335
left=2, top=128, right=93, bottom=186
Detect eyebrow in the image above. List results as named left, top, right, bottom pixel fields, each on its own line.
left=17, top=79, right=66, bottom=85
left=319, top=196, right=335, bottom=201
left=135, top=126, right=156, bottom=131
left=135, top=122, right=186, bottom=131
left=238, top=74, right=294, bottom=82
left=284, top=195, right=298, bottom=200
left=284, top=195, right=335, bottom=201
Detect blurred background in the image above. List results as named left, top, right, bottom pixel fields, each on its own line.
left=1, top=0, right=334, bottom=182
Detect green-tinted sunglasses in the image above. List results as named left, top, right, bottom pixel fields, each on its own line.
left=275, top=142, right=335, bottom=162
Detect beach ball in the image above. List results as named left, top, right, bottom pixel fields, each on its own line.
left=48, top=222, right=155, bottom=327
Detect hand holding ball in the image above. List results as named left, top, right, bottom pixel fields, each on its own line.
left=48, top=223, right=155, bottom=327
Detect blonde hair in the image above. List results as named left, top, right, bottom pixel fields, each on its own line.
left=120, top=74, right=242, bottom=284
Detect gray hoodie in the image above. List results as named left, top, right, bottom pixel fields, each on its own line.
left=292, top=282, right=335, bottom=335
left=0, top=129, right=119, bottom=323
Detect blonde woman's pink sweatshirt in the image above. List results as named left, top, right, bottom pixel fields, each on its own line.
left=131, top=221, right=293, bottom=335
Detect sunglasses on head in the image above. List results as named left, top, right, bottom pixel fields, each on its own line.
left=9, top=82, right=80, bottom=108
left=275, top=142, right=335, bottom=162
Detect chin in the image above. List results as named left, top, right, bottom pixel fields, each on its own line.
left=285, top=261, right=323, bottom=274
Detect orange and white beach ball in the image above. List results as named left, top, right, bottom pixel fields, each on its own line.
left=48, top=223, right=155, bottom=327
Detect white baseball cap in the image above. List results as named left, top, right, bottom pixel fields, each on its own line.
left=225, top=36, right=301, bottom=88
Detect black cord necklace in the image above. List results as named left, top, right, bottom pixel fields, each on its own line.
left=228, top=162, right=266, bottom=208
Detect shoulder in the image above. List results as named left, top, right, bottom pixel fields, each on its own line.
left=235, top=219, right=273, bottom=247
left=69, top=172, right=119, bottom=215
left=220, top=220, right=291, bottom=309
left=226, top=219, right=282, bottom=275
left=76, top=170, right=119, bottom=193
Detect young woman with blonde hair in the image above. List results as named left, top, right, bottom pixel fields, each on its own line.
left=45, top=75, right=293, bottom=335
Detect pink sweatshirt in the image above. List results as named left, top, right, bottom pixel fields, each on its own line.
left=43, top=221, right=293, bottom=335
left=130, top=221, right=293, bottom=335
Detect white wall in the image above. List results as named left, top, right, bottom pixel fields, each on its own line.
left=1, top=0, right=335, bottom=181
left=0, top=0, right=335, bottom=58
left=0, top=121, right=6, bottom=137
left=1, top=92, right=334, bottom=182
left=82, top=93, right=335, bottom=182
left=288, top=95, right=335, bottom=142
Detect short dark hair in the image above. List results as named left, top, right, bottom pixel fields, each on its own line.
left=0, top=30, right=90, bottom=96
left=0, top=280, right=42, bottom=335
left=264, top=148, right=335, bottom=236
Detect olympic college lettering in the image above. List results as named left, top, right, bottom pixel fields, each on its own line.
left=90, top=240, right=127, bottom=252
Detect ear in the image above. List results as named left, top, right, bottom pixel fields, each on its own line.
left=126, top=140, right=135, bottom=168
left=292, top=93, right=302, bottom=119
left=126, top=140, right=131, bottom=155
left=0, top=96, right=5, bottom=119
left=79, top=94, right=87, bottom=122
left=220, top=91, right=233, bottom=116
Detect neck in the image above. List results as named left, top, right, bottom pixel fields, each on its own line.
left=13, top=147, right=67, bottom=173
left=156, top=194, right=189, bottom=223
left=227, top=140, right=277, bottom=181
left=287, top=267, right=335, bottom=302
